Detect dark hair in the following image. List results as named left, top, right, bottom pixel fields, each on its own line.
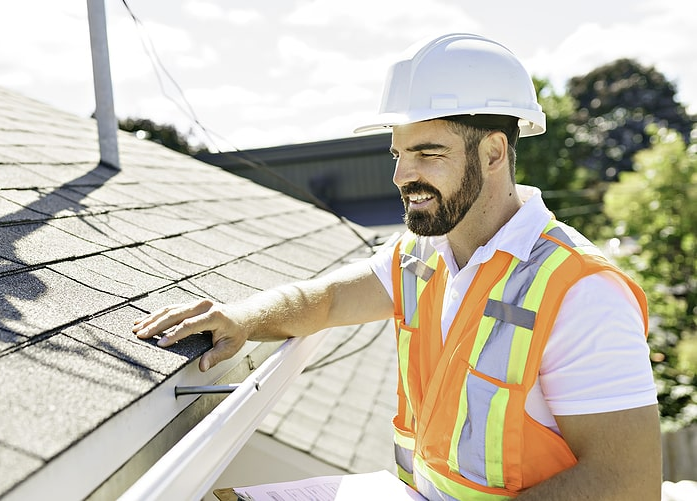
left=441, top=114, right=520, bottom=147
left=441, top=114, right=519, bottom=181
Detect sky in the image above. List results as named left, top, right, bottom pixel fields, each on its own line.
left=1, top=0, right=695, bottom=152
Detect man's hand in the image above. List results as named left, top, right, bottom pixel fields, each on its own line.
left=133, top=299, right=248, bottom=372
left=133, top=261, right=394, bottom=373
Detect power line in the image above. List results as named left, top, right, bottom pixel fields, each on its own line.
left=118, top=0, right=376, bottom=250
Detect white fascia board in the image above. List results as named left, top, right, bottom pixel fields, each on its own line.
left=119, top=331, right=328, bottom=501
left=4, top=343, right=260, bottom=501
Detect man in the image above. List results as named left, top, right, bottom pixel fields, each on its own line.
left=134, top=34, right=661, bottom=500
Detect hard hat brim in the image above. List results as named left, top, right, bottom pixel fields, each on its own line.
left=354, top=108, right=546, bottom=137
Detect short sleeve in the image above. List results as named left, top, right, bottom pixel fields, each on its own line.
left=367, top=235, right=399, bottom=302
left=539, top=271, right=657, bottom=416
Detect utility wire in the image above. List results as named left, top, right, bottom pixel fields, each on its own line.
left=302, top=320, right=389, bottom=373
left=119, top=0, right=377, bottom=250
left=118, top=1, right=387, bottom=366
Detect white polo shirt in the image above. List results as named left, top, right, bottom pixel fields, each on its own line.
left=369, top=187, right=657, bottom=433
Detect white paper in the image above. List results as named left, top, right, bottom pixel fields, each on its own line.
left=231, top=470, right=426, bottom=501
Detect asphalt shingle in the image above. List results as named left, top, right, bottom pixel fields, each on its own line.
left=0, top=86, right=380, bottom=498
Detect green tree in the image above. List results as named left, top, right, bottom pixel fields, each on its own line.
left=516, top=78, right=606, bottom=238
left=567, top=58, right=693, bottom=181
left=604, top=125, right=697, bottom=429
left=119, top=117, right=207, bottom=156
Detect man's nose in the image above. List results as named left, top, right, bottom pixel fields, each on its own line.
left=392, top=157, right=419, bottom=187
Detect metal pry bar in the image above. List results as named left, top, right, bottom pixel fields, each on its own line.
left=174, top=381, right=260, bottom=397
left=174, top=384, right=241, bottom=397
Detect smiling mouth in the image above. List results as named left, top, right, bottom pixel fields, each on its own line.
left=405, top=193, right=434, bottom=208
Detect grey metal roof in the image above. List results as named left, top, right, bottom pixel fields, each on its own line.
left=195, top=133, right=392, bottom=168
left=0, top=86, right=382, bottom=498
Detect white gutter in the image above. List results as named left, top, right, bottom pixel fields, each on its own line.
left=119, top=332, right=328, bottom=501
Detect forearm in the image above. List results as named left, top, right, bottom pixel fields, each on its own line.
left=238, top=280, right=334, bottom=342
left=133, top=260, right=393, bottom=371
left=240, top=260, right=393, bottom=342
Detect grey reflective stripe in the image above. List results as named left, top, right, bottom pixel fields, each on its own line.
left=546, top=222, right=604, bottom=257
left=473, top=237, right=558, bottom=381
left=394, top=443, right=414, bottom=474
left=458, top=373, right=500, bottom=486
left=454, top=233, right=575, bottom=483
left=413, top=469, right=461, bottom=501
left=401, top=254, right=436, bottom=282
left=484, top=299, right=536, bottom=330
left=402, top=267, right=418, bottom=326
left=400, top=236, right=437, bottom=326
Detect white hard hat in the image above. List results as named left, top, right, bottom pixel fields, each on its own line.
left=355, top=33, right=545, bottom=137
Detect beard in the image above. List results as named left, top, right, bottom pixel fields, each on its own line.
left=400, top=159, right=483, bottom=236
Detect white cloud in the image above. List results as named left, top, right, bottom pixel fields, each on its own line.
left=2, top=0, right=694, bottom=152
left=0, top=71, right=32, bottom=88
left=183, top=1, right=261, bottom=25
left=288, top=84, right=372, bottom=108
left=178, top=45, right=220, bottom=69
left=525, top=0, right=697, bottom=112
left=226, top=9, right=263, bottom=25
left=0, top=3, right=90, bottom=85
left=108, top=17, right=196, bottom=82
left=285, top=0, right=478, bottom=37
left=185, top=84, right=269, bottom=107
left=183, top=1, right=225, bottom=20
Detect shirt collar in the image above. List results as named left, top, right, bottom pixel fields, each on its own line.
left=431, top=185, right=552, bottom=274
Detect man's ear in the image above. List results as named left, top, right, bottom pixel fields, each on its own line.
left=480, top=131, right=508, bottom=172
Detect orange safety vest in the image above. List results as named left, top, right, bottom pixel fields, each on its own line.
left=391, top=220, right=648, bottom=500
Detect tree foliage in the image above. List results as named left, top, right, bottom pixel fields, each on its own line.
left=118, top=117, right=207, bottom=156
left=567, top=58, right=693, bottom=180
left=604, top=126, right=697, bottom=429
left=516, top=78, right=607, bottom=238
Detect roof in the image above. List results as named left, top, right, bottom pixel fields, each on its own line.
left=0, top=86, right=382, bottom=499
left=258, top=319, right=399, bottom=474
left=195, top=133, right=392, bottom=169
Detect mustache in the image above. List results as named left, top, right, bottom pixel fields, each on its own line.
left=399, top=181, right=441, bottom=200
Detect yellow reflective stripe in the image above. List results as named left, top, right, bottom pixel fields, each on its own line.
left=543, top=220, right=557, bottom=233
left=484, top=387, right=510, bottom=487
left=524, top=246, right=570, bottom=312
left=470, top=259, right=518, bottom=365
left=397, top=464, right=415, bottom=487
left=426, top=248, right=440, bottom=268
left=403, top=237, right=418, bottom=254
left=414, top=249, right=440, bottom=316
left=506, top=325, right=533, bottom=384
left=398, top=237, right=418, bottom=412
left=447, top=370, right=471, bottom=472
left=394, top=428, right=415, bottom=450
left=507, top=246, right=569, bottom=383
left=448, top=258, right=516, bottom=473
left=414, top=455, right=512, bottom=501
left=398, top=328, right=413, bottom=409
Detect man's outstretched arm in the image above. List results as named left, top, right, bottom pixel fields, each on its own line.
left=133, top=260, right=394, bottom=372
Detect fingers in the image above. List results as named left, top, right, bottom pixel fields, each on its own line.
left=133, top=300, right=249, bottom=372
left=156, top=311, right=216, bottom=347
left=132, top=300, right=214, bottom=342
left=199, top=335, right=247, bottom=372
